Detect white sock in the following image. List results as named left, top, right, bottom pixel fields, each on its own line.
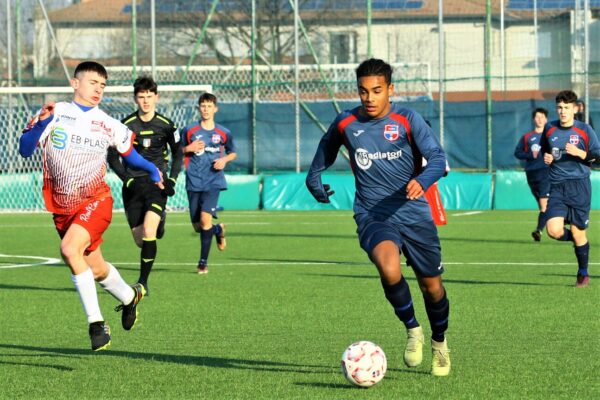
left=98, top=263, right=134, bottom=305
left=71, top=268, right=103, bottom=324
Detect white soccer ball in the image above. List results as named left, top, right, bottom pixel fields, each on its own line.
left=340, top=341, right=387, bottom=388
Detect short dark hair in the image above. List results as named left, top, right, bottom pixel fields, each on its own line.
left=555, top=90, right=578, bottom=105
left=532, top=107, right=548, bottom=118
left=133, top=76, right=158, bottom=95
left=74, top=61, right=107, bottom=79
left=198, top=92, right=217, bottom=105
left=355, top=58, right=393, bottom=85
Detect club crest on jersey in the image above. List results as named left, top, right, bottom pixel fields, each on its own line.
left=212, top=134, right=221, bottom=144
left=569, top=135, right=579, bottom=145
left=142, top=138, right=152, bottom=148
left=383, top=124, right=399, bottom=141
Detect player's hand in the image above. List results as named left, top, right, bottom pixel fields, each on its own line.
left=565, top=143, right=586, bottom=159
left=150, top=168, right=164, bottom=190
left=543, top=153, right=553, bottom=165
left=310, top=183, right=335, bottom=203
left=161, top=177, right=177, bottom=197
left=213, top=158, right=227, bottom=170
left=189, top=140, right=205, bottom=154
left=406, top=179, right=424, bottom=200
left=39, top=102, right=55, bottom=121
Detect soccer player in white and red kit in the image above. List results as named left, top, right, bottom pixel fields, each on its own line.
left=19, top=61, right=164, bottom=351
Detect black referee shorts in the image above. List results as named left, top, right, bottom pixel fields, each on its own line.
left=122, top=176, right=167, bottom=229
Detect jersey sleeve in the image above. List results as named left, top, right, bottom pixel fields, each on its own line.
left=110, top=119, right=135, bottom=156
left=409, top=111, right=446, bottom=191
left=167, top=124, right=184, bottom=179
left=514, top=135, right=529, bottom=160
left=306, top=117, right=344, bottom=199
left=585, top=125, right=600, bottom=163
left=224, top=130, right=237, bottom=155
left=106, top=146, right=131, bottom=183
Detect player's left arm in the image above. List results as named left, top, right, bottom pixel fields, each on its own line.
left=213, top=131, right=237, bottom=170
left=166, top=128, right=183, bottom=179
left=409, top=113, right=446, bottom=198
left=565, top=125, right=600, bottom=163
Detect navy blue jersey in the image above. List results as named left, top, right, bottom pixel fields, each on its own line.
left=540, top=120, right=600, bottom=183
left=181, top=122, right=236, bottom=191
left=514, top=130, right=548, bottom=172
left=307, top=103, right=446, bottom=223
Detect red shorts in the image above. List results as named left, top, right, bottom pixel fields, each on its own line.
left=53, top=197, right=114, bottom=254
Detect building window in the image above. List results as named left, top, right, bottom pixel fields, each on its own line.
left=329, top=32, right=356, bottom=64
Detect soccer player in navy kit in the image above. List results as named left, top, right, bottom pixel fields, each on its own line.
left=107, top=76, right=182, bottom=295
left=306, top=59, right=451, bottom=376
left=541, top=90, right=600, bottom=288
left=514, top=108, right=550, bottom=241
left=181, top=93, right=237, bottom=274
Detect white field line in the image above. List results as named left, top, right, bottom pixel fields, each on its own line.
left=450, top=211, right=483, bottom=217
left=0, top=254, right=62, bottom=269
left=2, top=256, right=599, bottom=270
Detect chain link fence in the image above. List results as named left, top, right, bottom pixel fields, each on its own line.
left=2, top=0, right=600, bottom=181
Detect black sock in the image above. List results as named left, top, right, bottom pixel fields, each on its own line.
left=200, top=228, right=214, bottom=265
left=139, top=238, right=157, bottom=285
left=381, top=276, right=419, bottom=329
left=558, top=228, right=573, bottom=242
left=424, top=290, right=449, bottom=343
left=575, top=242, right=590, bottom=276
left=536, top=211, right=546, bottom=232
left=213, top=223, right=222, bottom=237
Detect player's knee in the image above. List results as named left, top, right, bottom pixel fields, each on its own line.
left=419, top=279, right=444, bottom=302
left=546, top=226, right=563, bottom=239
left=59, top=242, right=80, bottom=265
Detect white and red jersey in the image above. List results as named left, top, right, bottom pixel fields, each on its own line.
left=36, top=102, right=135, bottom=214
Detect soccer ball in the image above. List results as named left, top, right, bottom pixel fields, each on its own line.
left=340, top=341, right=387, bottom=388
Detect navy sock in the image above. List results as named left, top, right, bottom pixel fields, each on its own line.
left=575, top=242, right=590, bottom=276
left=536, top=211, right=546, bottom=232
left=381, top=277, right=419, bottom=329
left=199, top=228, right=214, bottom=265
left=558, top=228, right=573, bottom=242
left=139, top=238, right=157, bottom=285
left=424, top=291, right=449, bottom=343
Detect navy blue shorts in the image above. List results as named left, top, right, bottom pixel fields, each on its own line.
left=526, top=168, right=550, bottom=200
left=187, top=189, right=221, bottom=223
left=355, top=214, right=444, bottom=277
left=546, top=178, right=591, bottom=229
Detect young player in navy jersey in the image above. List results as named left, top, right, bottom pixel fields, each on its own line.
left=306, top=58, right=451, bottom=376
left=181, top=93, right=237, bottom=274
left=514, top=108, right=550, bottom=241
left=107, top=76, right=182, bottom=295
left=541, top=90, right=600, bottom=287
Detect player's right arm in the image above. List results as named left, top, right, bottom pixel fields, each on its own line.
left=514, top=134, right=530, bottom=160
left=305, top=119, right=343, bottom=203
left=19, top=102, right=55, bottom=157
left=106, top=147, right=132, bottom=185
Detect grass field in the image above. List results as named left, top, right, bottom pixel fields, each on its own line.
left=1, top=210, right=599, bottom=399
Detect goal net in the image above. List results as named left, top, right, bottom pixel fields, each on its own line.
left=0, top=84, right=212, bottom=211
